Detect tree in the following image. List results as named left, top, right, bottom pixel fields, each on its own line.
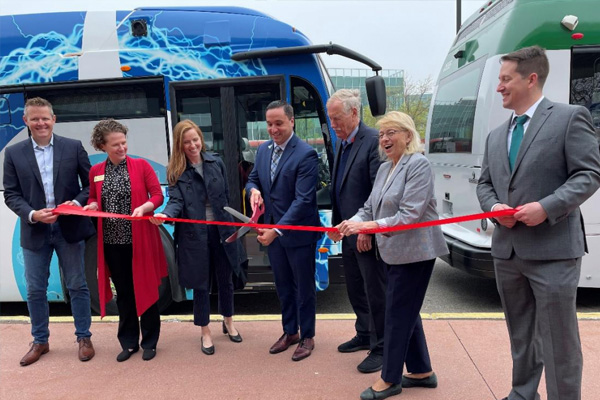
left=399, top=75, right=433, bottom=137
left=362, top=74, right=433, bottom=138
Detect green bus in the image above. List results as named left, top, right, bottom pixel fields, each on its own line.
left=425, top=0, right=600, bottom=286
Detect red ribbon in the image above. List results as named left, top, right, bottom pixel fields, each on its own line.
left=53, top=204, right=516, bottom=234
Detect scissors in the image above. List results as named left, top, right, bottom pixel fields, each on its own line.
left=224, top=204, right=264, bottom=243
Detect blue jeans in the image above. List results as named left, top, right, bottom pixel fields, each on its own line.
left=22, top=223, right=92, bottom=344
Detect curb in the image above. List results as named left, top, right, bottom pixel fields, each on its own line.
left=2, top=312, right=600, bottom=323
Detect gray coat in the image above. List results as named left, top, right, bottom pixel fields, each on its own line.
left=352, top=153, right=448, bottom=265
left=477, top=98, right=600, bottom=260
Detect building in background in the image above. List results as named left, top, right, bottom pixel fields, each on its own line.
left=328, top=68, right=405, bottom=113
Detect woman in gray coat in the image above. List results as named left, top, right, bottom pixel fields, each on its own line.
left=334, top=111, right=448, bottom=400
left=150, top=120, right=245, bottom=355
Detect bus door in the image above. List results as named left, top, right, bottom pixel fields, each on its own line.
left=571, top=45, right=600, bottom=287
left=170, top=75, right=340, bottom=289
left=170, top=76, right=284, bottom=287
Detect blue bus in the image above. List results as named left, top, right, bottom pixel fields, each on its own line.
left=0, top=7, right=385, bottom=313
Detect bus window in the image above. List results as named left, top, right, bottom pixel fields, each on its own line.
left=571, top=46, right=600, bottom=135
left=25, top=78, right=169, bottom=182
left=234, top=83, right=282, bottom=214
left=428, top=57, right=485, bottom=154
left=171, top=77, right=283, bottom=214
left=177, top=87, right=223, bottom=153
left=290, top=76, right=331, bottom=197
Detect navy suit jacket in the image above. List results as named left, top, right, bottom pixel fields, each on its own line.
left=3, top=134, right=95, bottom=250
left=331, top=121, right=381, bottom=232
left=246, top=134, right=321, bottom=247
left=162, top=152, right=245, bottom=289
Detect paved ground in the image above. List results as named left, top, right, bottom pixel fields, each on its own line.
left=1, top=315, right=599, bottom=400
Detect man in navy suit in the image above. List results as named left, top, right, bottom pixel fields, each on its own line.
left=327, top=89, right=386, bottom=373
left=3, top=97, right=96, bottom=366
left=246, top=100, right=320, bottom=361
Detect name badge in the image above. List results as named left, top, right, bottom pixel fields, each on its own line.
left=94, top=175, right=105, bottom=182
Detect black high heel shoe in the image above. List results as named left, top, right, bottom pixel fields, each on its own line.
left=201, top=337, right=215, bottom=355
left=222, top=321, right=243, bottom=343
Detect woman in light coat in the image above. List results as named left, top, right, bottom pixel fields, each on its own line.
left=333, top=111, right=448, bottom=400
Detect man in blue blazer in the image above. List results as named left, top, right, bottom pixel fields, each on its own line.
left=477, top=46, right=600, bottom=400
left=3, top=97, right=96, bottom=366
left=327, top=89, right=386, bottom=373
left=246, top=100, right=321, bottom=361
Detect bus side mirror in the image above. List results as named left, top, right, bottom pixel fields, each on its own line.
left=365, top=75, right=386, bottom=117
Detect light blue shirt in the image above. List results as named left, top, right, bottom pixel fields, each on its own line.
left=270, top=132, right=295, bottom=236
left=29, top=135, right=55, bottom=224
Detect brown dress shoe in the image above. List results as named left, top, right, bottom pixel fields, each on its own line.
left=78, top=338, right=95, bottom=361
left=20, top=343, right=49, bottom=366
left=291, top=338, right=314, bottom=361
left=269, top=333, right=300, bottom=354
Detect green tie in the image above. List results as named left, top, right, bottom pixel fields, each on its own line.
left=509, top=115, right=529, bottom=172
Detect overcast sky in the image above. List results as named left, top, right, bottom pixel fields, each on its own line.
left=0, top=0, right=484, bottom=82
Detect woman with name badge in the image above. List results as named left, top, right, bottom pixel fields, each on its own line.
left=84, top=119, right=167, bottom=362
left=334, top=111, right=449, bottom=400
left=150, top=119, right=245, bottom=355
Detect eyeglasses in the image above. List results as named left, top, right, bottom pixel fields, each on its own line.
left=378, top=129, right=402, bottom=140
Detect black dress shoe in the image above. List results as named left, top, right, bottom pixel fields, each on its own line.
left=201, top=337, right=215, bottom=355
left=402, top=372, right=437, bottom=388
left=359, top=384, right=402, bottom=400
left=142, top=348, right=156, bottom=361
left=222, top=321, right=243, bottom=343
left=338, top=335, right=370, bottom=353
left=357, top=352, right=384, bottom=373
left=116, top=346, right=139, bottom=362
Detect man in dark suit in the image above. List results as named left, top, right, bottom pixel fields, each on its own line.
left=3, top=97, right=96, bottom=366
left=246, top=100, right=320, bottom=362
left=327, top=89, right=386, bottom=373
left=477, top=46, right=600, bottom=400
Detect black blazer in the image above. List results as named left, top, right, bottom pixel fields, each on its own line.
left=3, top=134, right=95, bottom=250
left=331, top=122, right=381, bottom=233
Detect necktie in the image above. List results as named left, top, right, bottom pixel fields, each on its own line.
left=271, top=146, right=283, bottom=182
left=509, top=115, right=529, bottom=172
left=334, top=140, right=352, bottom=203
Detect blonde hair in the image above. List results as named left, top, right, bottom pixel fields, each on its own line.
left=167, top=120, right=206, bottom=185
left=376, top=111, right=423, bottom=159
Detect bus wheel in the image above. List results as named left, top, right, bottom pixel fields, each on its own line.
left=84, top=231, right=175, bottom=315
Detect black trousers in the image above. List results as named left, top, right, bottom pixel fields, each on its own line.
left=193, top=225, right=234, bottom=327
left=104, top=243, right=160, bottom=351
left=341, top=236, right=387, bottom=354
left=382, top=258, right=435, bottom=384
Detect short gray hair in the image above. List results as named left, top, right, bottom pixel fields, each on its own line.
left=327, top=89, right=361, bottom=114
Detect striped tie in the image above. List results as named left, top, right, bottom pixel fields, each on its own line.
left=271, top=146, right=282, bottom=182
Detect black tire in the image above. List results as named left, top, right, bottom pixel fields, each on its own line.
left=85, top=230, right=175, bottom=316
